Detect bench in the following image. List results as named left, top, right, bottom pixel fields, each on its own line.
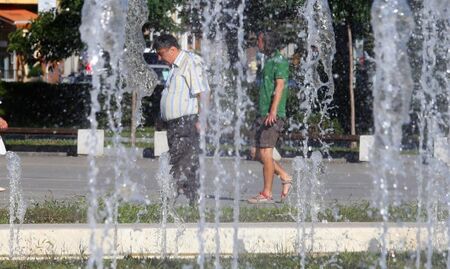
left=0, top=127, right=78, bottom=137
left=281, top=133, right=360, bottom=142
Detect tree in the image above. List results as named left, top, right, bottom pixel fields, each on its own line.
left=244, top=0, right=305, bottom=38
left=328, top=0, right=373, bottom=138
left=7, top=0, right=84, bottom=80
left=32, top=0, right=84, bottom=62
left=9, top=0, right=84, bottom=63
left=147, top=0, right=186, bottom=33
left=7, top=28, right=32, bottom=81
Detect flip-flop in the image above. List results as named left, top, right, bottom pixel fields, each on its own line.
left=280, top=177, right=293, bottom=203
left=247, top=192, right=274, bottom=204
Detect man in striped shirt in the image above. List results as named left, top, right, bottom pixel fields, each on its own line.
left=154, top=34, right=210, bottom=205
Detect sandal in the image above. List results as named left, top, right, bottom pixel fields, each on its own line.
left=280, top=177, right=293, bottom=203
left=247, top=192, right=274, bottom=204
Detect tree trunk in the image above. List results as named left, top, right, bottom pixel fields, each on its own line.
left=130, top=90, right=137, bottom=147
left=16, top=53, right=25, bottom=82
left=347, top=24, right=357, bottom=148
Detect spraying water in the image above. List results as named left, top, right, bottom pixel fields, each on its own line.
left=190, top=0, right=249, bottom=267
left=293, top=0, right=335, bottom=267
left=231, top=1, right=249, bottom=267
left=298, top=0, right=336, bottom=155
left=194, top=0, right=232, bottom=266
left=370, top=0, right=414, bottom=268
left=154, top=151, right=186, bottom=258
left=155, top=152, right=172, bottom=258
left=74, top=0, right=450, bottom=267
left=410, top=0, right=449, bottom=267
left=7, top=152, right=26, bottom=259
left=79, top=0, right=146, bottom=268
left=123, top=0, right=158, bottom=129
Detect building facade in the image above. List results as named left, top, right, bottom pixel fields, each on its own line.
left=0, top=0, right=38, bottom=81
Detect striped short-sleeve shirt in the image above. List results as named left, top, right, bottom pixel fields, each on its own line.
left=160, top=50, right=210, bottom=121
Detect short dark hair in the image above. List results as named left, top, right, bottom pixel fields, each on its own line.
left=153, top=34, right=180, bottom=51
left=261, top=31, right=282, bottom=55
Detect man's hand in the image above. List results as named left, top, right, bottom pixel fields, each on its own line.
left=265, top=78, right=284, bottom=126
left=264, top=111, right=277, bottom=126
left=195, top=120, right=207, bottom=133
left=195, top=121, right=201, bottom=133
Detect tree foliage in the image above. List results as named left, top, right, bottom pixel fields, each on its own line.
left=7, top=0, right=182, bottom=64
left=147, top=0, right=186, bottom=32
left=7, top=0, right=84, bottom=63
left=328, top=0, right=373, bottom=39
left=327, top=0, right=374, bottom=134
left=7, top=29, right=32, bottom=62
left=244, top=0, right=305, bottom=39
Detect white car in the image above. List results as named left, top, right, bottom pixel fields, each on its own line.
left=148, top=64, right=170, bottom=85
left=144, top=49, right=170, bottom=85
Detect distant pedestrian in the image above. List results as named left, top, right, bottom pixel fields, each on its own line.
left=0, top=116, right=7, bottom=192
left=248, top=31, right=292, bottom=204
left=153, top=34, right=210, bottom=206
left=0, top=117, right=7, bottom=129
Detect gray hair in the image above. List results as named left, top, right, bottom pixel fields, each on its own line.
left=153, top=34, right=180, bottom=51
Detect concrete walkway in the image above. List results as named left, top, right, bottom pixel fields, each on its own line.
left=0, top=154, right=423, bottom=207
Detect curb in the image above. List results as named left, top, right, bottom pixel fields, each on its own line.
left=0, top=222, right=446, bottom=259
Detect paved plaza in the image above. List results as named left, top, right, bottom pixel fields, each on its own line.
left=0, top=154, right=422, bottom=207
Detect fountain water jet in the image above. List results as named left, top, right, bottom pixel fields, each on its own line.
left=193, top=1, right=231, bottom=266
left=189, top=0, right=250, bottom=267
left=7, top=152, right=26, bottom=259
left=79, top=0, right=157, bottom=268
left=411, top=0, right=450, bottom=267
left=292, top=0, right=336, bottom=267
left=155, top=152, right=171, bottom=258
left=71, top=0, right=450, bottom=267
left=370, top=0, right=414, bottom=268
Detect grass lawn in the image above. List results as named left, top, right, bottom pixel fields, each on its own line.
left=105, top=127, right=155, bottom=138
left=0, top=252, right=447, bottom=268
left=0, top=199, right=445, bottom=224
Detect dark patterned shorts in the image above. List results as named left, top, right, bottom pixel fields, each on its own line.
left=252, top=116, right=285, bottom=148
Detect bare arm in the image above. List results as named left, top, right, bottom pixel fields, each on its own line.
left=264, top=78, right=285, bottom=126
left=0, top=117, right=8, bottom=129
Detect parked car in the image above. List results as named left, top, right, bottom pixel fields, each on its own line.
left=61, top=73, right=92, bottom=84
left=148, top=64, right=170, bottom=86
left=144, top=50, right=170, bottom=85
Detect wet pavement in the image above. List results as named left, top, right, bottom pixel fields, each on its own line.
left=0, top=153, right=424, bottom=207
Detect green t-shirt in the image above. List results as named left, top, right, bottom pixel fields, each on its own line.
left=258, top=50, right=289, bottom=118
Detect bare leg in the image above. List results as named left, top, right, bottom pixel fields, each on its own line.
left=254, top=149, right=290, bottom=179
left=259, top=147, right=275, bottom=196
left=274, top=161, right=290, bottom=180
left=254, top=148, right=291, bottom=195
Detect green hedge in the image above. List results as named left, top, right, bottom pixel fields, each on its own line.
left=0, top=82, right=161, bottom=128
left=0, top=82, right=91, bottom=128
left=0, top=81, right=342, bottom=133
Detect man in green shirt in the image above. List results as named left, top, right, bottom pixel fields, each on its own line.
left=248, top=32, right=292, bottom=204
